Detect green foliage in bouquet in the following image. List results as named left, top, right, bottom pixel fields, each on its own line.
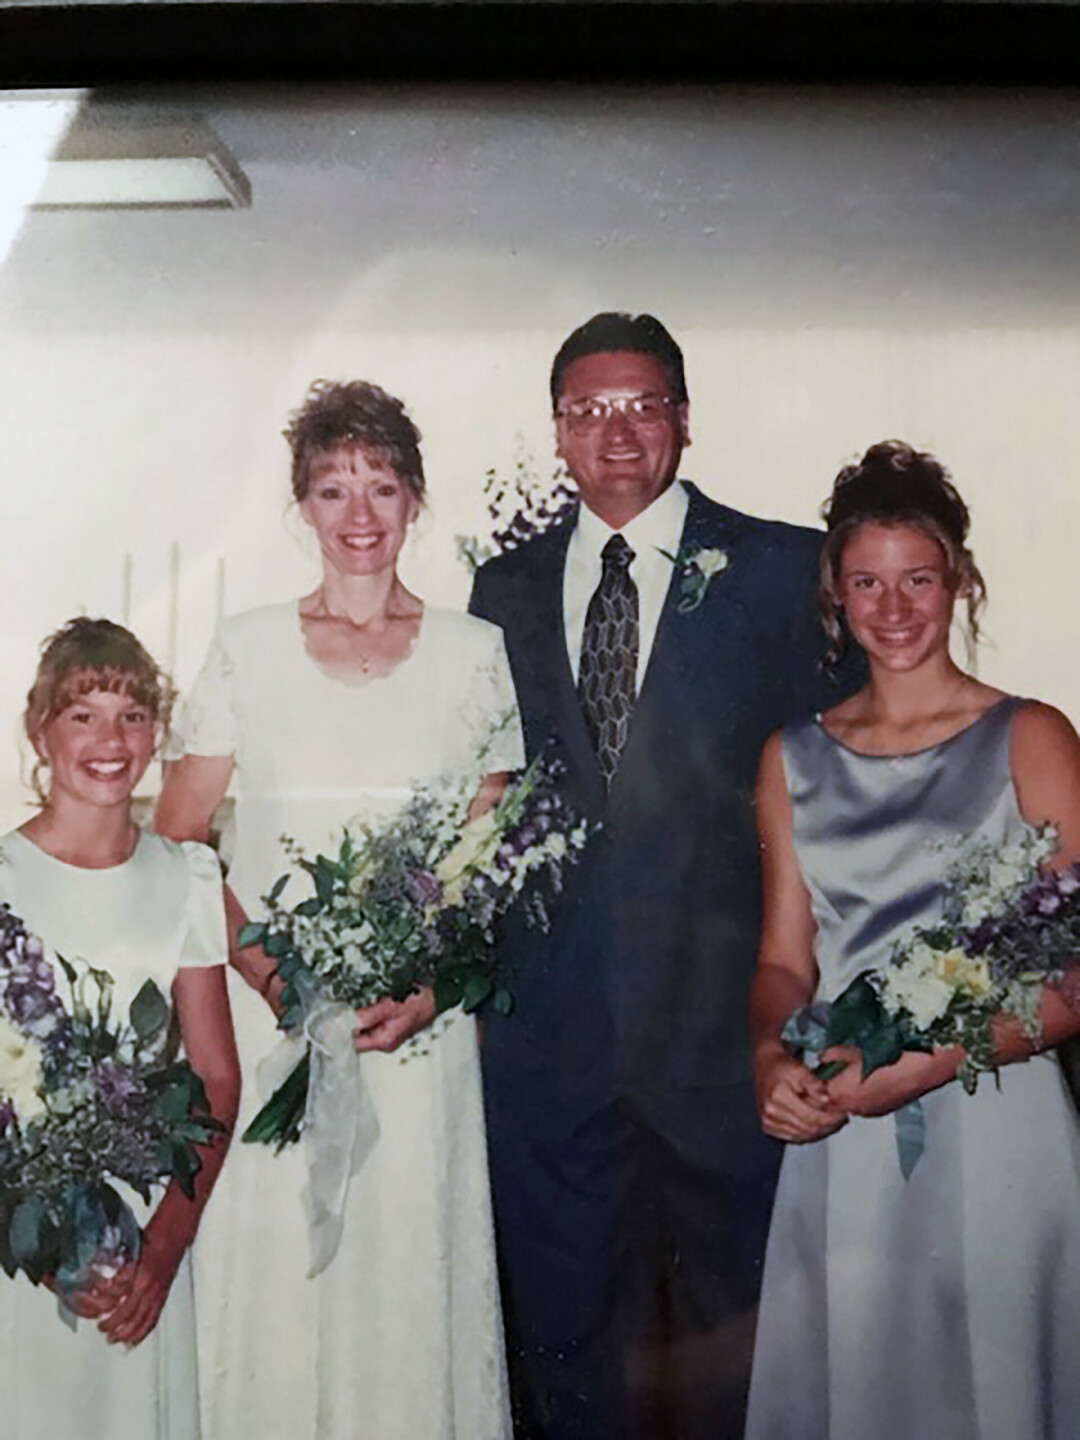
left=239, top=751, right=588, bottom=1152
left=782, top=825, right=1080, bottom=1176
left=0, top=912, right=223, bottom=1299
left=798, top=975, right=930, bottom=1084
left=236, top=828, right=515, bottom=1033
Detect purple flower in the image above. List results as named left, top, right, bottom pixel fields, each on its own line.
left=407, top=870, right=444, bottom=907
left=0, top=1099, right=14, bottom=1134
left=960, top=923, right=993, bottom=955
left=4, top=981, right=59, bottom=1029
left=93, top=1060, right=145, bottom=1115
left=104, top=1125, right=160, bottom=1181
left=1020, top=891, right=1045, bottom=918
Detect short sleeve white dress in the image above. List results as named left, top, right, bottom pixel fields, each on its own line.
left=0, top=831, right=227, bottom=1440
left=172, top=602, right=521, bottom=1440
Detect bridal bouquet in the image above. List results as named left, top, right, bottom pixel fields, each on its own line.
left=0, top=905, right=221, bottom=1314
left=783, top=825, right=1080, bottom=1175
left=239, top=749, right=588, bottom=1159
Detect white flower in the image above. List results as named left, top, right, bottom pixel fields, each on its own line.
left=988, top=858, right=1026, bottom=894
left=114, top=1034, right=138, bottom=1066
left=903, top=940, right=943, bottom=979
left=343, top=923, right=374, bottom=947
left=0, top=1014, right=47, bottom=1122
left=880, top=960, right=954, bottom=1030
left=693, top=547, right=729, bottom=579
left=436, top=810, right=502, bottom=905
left=659, top=543, right=732, bottom=612
left=932, top=947, right=994, bottom=1001
left=25, top=1011, right=61, bottom=1042
left=960, top=895, right=996, bottom=929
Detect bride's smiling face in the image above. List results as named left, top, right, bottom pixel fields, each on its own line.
left=838, top=521, right=960, bottom=673
left=301, top=444, right=419, bottom=578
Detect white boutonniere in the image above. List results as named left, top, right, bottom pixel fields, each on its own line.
left=658, top=544, right=730, bottom=613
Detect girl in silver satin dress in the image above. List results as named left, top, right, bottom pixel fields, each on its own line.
left=747, top=440, right=1080, bottom=1440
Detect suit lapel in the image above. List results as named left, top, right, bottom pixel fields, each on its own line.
left=612, top=485, right=747, bottom=796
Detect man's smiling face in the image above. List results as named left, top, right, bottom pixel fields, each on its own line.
left=554, top=350, right=689, bottom=528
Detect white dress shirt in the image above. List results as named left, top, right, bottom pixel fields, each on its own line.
left=563, top=480, right=690, bottom=692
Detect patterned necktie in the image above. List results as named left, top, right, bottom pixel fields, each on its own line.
left=579, top=533, right=639, bottom=787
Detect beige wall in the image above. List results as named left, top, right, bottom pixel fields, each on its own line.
left=1, top=87, right=1078, bottom=827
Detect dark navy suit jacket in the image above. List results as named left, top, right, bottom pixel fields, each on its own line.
left=470, top=482, right=854, bottom=1177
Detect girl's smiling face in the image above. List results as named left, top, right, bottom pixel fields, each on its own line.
left=838, top=521, right=960, bottom=674
left=36, top=684, right=156, bottom=810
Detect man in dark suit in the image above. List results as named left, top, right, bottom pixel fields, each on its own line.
left=470, top=313, right=854, bottom=1439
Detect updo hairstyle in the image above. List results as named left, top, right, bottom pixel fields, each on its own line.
left=25, top=617, right=173, bottom=797
left=819, top=439, right=986, bottom=670
left=283, top=380, right=426, bottom=505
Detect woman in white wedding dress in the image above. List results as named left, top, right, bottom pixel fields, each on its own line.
left=746, top=441, right=1080, bottom=1440
left=157, top=380, right=518, bottom=1440
left=0, top=617, right=239, bottom=1440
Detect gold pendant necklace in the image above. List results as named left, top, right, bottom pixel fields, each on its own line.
left=311, top=588, right=377, bottom=675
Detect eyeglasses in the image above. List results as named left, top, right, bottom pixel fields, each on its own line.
left=555, top=393, right=676, bottom=434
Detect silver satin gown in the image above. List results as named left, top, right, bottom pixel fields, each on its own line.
left=746, top=697, right=1080, bottom=1440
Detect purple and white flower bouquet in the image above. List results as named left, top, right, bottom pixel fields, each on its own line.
left=240, top=743, right=588, bottom=1155
left=237, top=728, right=588, bottom=1276
left=784, top=824, right=1080, bottom=1174
left=0, top=904, right=221, bottom=1314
